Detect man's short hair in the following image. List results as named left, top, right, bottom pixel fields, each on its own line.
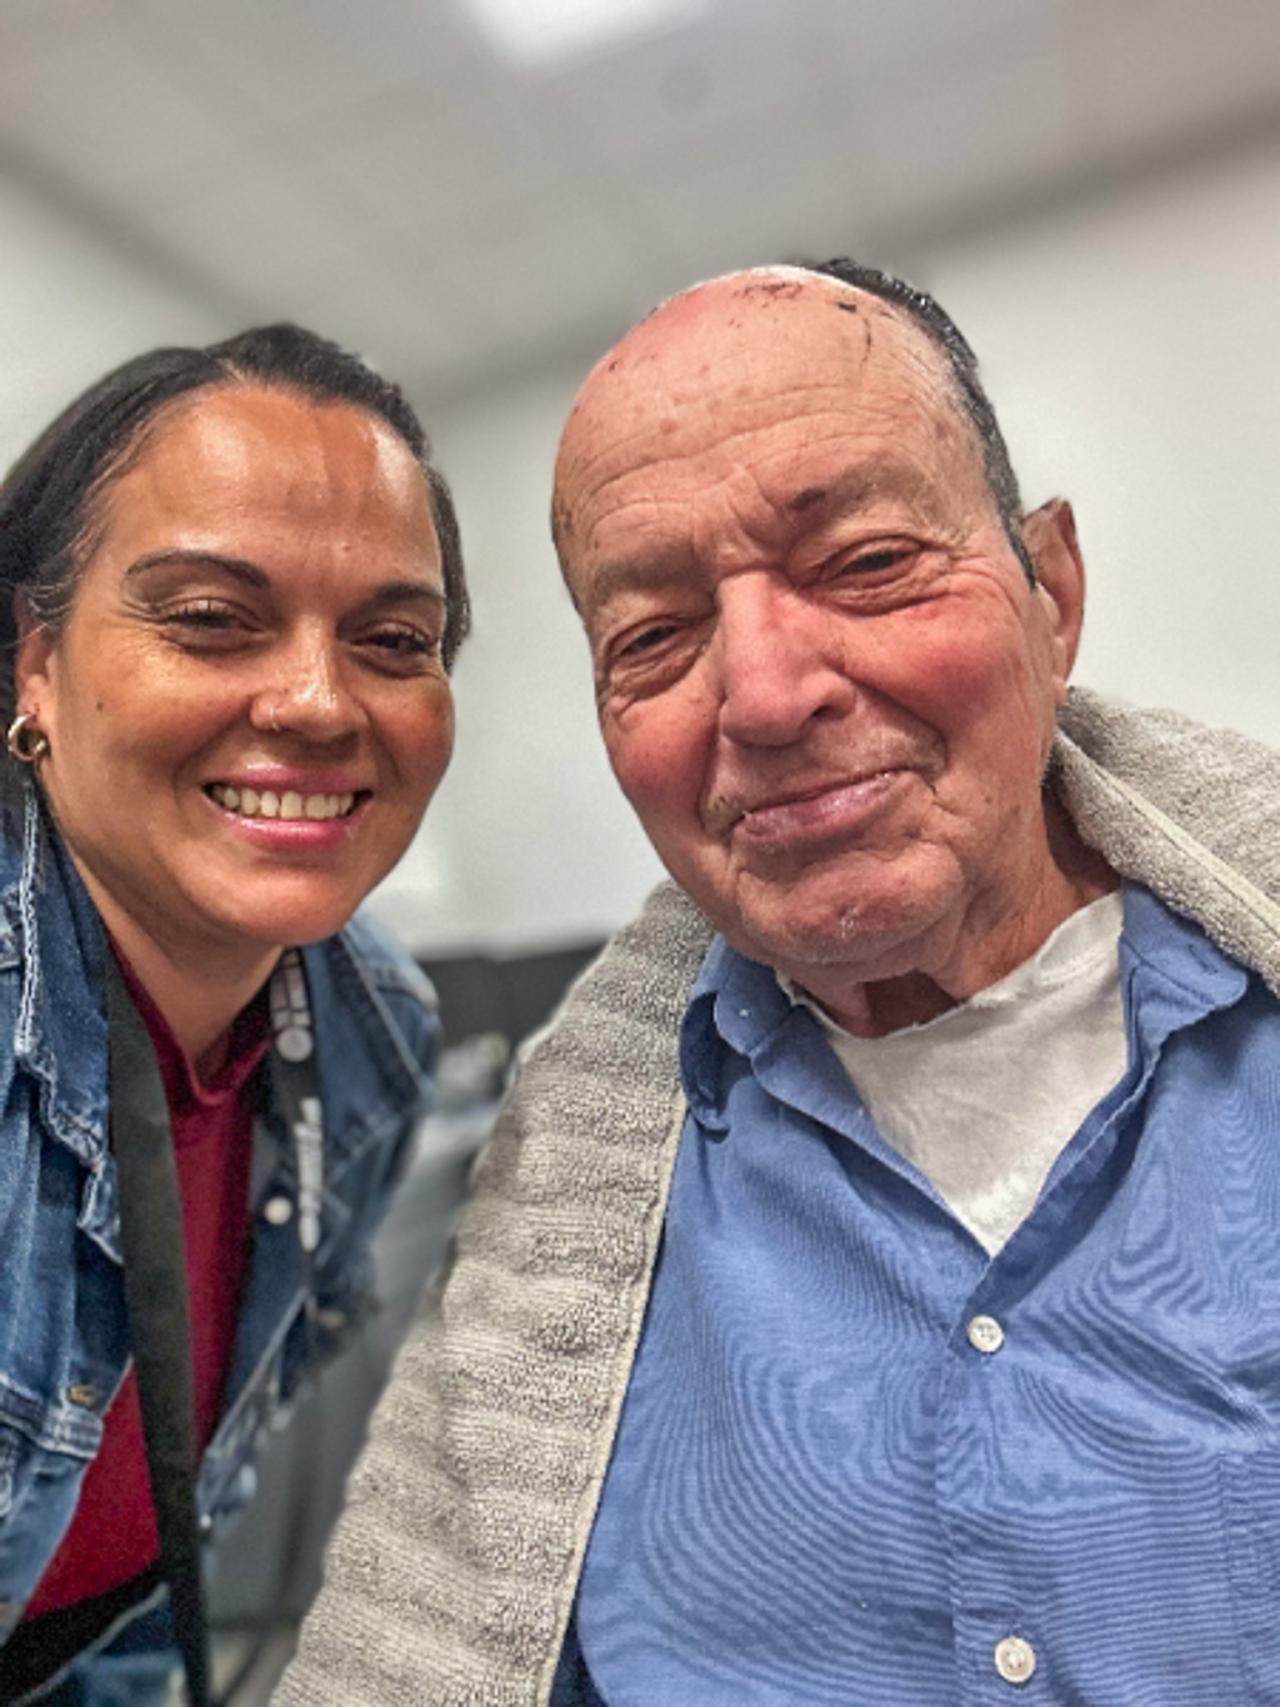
left=804, top=257, right=1034, bottom=583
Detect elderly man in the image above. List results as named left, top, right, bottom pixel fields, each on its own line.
left=282, top=261, right=1280, bottom=1706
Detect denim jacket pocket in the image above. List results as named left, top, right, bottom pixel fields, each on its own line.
left=0, top=1420, right=96, bottom=1620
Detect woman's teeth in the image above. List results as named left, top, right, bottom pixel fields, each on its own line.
left=208, top=785, right=356, bottom=821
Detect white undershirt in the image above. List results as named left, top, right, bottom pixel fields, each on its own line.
left=783, top=891, right=1128, bottom=1256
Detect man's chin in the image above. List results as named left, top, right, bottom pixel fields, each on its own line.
left=708, top=864, right=960, bottom=982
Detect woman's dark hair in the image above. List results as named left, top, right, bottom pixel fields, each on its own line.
left=0, top=323, right=470, bottom=716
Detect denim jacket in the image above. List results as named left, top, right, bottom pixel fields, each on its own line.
left=0, top=783, right=440, bottom=1700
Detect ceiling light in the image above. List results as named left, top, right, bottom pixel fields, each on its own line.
left=466, top=0, right=707, bottom=68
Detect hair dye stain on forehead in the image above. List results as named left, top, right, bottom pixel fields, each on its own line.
left=730, top=275, right=807, bottom=302
left=622, top=272, right=812, bottom=354
left=598, top=272, right=871, bottom=394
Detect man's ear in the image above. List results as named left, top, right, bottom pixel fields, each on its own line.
left=1021, top=498, right=1085, bottom=700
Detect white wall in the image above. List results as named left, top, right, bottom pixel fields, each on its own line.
left=929, top=141, right=1280, bottom=744
left=0, top=176, right=227, bottom=468
left=368, top=365, right=668, bottom=954
left=374, top=139, right=1280, bottom=954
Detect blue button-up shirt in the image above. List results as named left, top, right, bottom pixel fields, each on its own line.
left=570, top=886, right=1280, bottom=1705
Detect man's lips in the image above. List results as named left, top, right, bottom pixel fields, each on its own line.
left=725, top=768, right=913, bottom=846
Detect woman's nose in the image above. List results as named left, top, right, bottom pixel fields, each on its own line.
left=715, top=581, right=855, bottom=748
left=249, top=634, right=367, bottom=742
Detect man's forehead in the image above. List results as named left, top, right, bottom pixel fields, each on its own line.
left=553, top=269, right=957, bottom=537
left=604, top=267, right=902, bottom=372
left=560, top=269, right=944, bottom=453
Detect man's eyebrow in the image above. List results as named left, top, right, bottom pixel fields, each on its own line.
left=783, top=460, right=939, bottom=520
left=581, top=460, right=950, bottom=614
left=582, top=549, right=691, bottom=615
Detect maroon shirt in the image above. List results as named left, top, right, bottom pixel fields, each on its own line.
left=25, top=962, right=268, bottom=1617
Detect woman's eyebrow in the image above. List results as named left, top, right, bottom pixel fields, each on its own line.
left=360, top=581, right=448, bottom=612
left=124, top=549, right=269, bottom=588
left=123, top=555, right=446, bottom=610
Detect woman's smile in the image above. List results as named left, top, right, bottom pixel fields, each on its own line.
left=205, top=785, right=360, bottom=821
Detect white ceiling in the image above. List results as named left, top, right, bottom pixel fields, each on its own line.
left=3, top=0, right=1278, bottom=404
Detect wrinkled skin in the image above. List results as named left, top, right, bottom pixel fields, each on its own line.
left=555, top=272, right=1114, bottom=1035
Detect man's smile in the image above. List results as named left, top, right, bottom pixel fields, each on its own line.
left=725, top=768, right=916, bottom=852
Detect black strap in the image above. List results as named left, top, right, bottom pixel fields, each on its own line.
left=105, top=955, right=212, bottom=1707
left=0, top=1567, right=163, bottom=1700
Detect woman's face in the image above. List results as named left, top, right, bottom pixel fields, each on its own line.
left=16, top=383, right=454, bottom=969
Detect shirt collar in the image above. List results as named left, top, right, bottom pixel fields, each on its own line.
left=679, top=882, right=1251, bottom=1132
left=680, top=936, right=806, bottom=1131
left=1118, top=882, right=1248, bottom=1052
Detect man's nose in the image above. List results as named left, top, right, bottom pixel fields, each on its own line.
left=250, top=632, right=367, bottom=743
left=714, top=580, right=855, bottom=748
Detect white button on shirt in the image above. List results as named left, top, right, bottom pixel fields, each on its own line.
left=994, top=1635, right=1037, bottom=1684
left=967, top=1314, right=1005, bottom=1354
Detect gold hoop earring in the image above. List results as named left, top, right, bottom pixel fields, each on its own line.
left=7, top=712, right=49, bottom=764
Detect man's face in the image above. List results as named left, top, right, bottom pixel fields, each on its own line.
left=555, top=274, right=1082, bottom=993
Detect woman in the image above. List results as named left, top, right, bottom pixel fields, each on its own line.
left=0, top=323, right=467, bottom=1703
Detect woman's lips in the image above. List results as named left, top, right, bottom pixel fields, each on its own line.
left=202, top=784, right=370, bottom=849
left=731, top=768, right=912, bottom=848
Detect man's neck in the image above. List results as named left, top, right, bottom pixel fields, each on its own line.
left=794, top=804, right=1119, bottom=1039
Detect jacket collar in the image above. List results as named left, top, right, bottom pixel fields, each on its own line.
left=8, top=781, right=110, bottom=1164
left=300, top=923, right=434, bottom=1158
left=3, top=778, right=429, bottom=1178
